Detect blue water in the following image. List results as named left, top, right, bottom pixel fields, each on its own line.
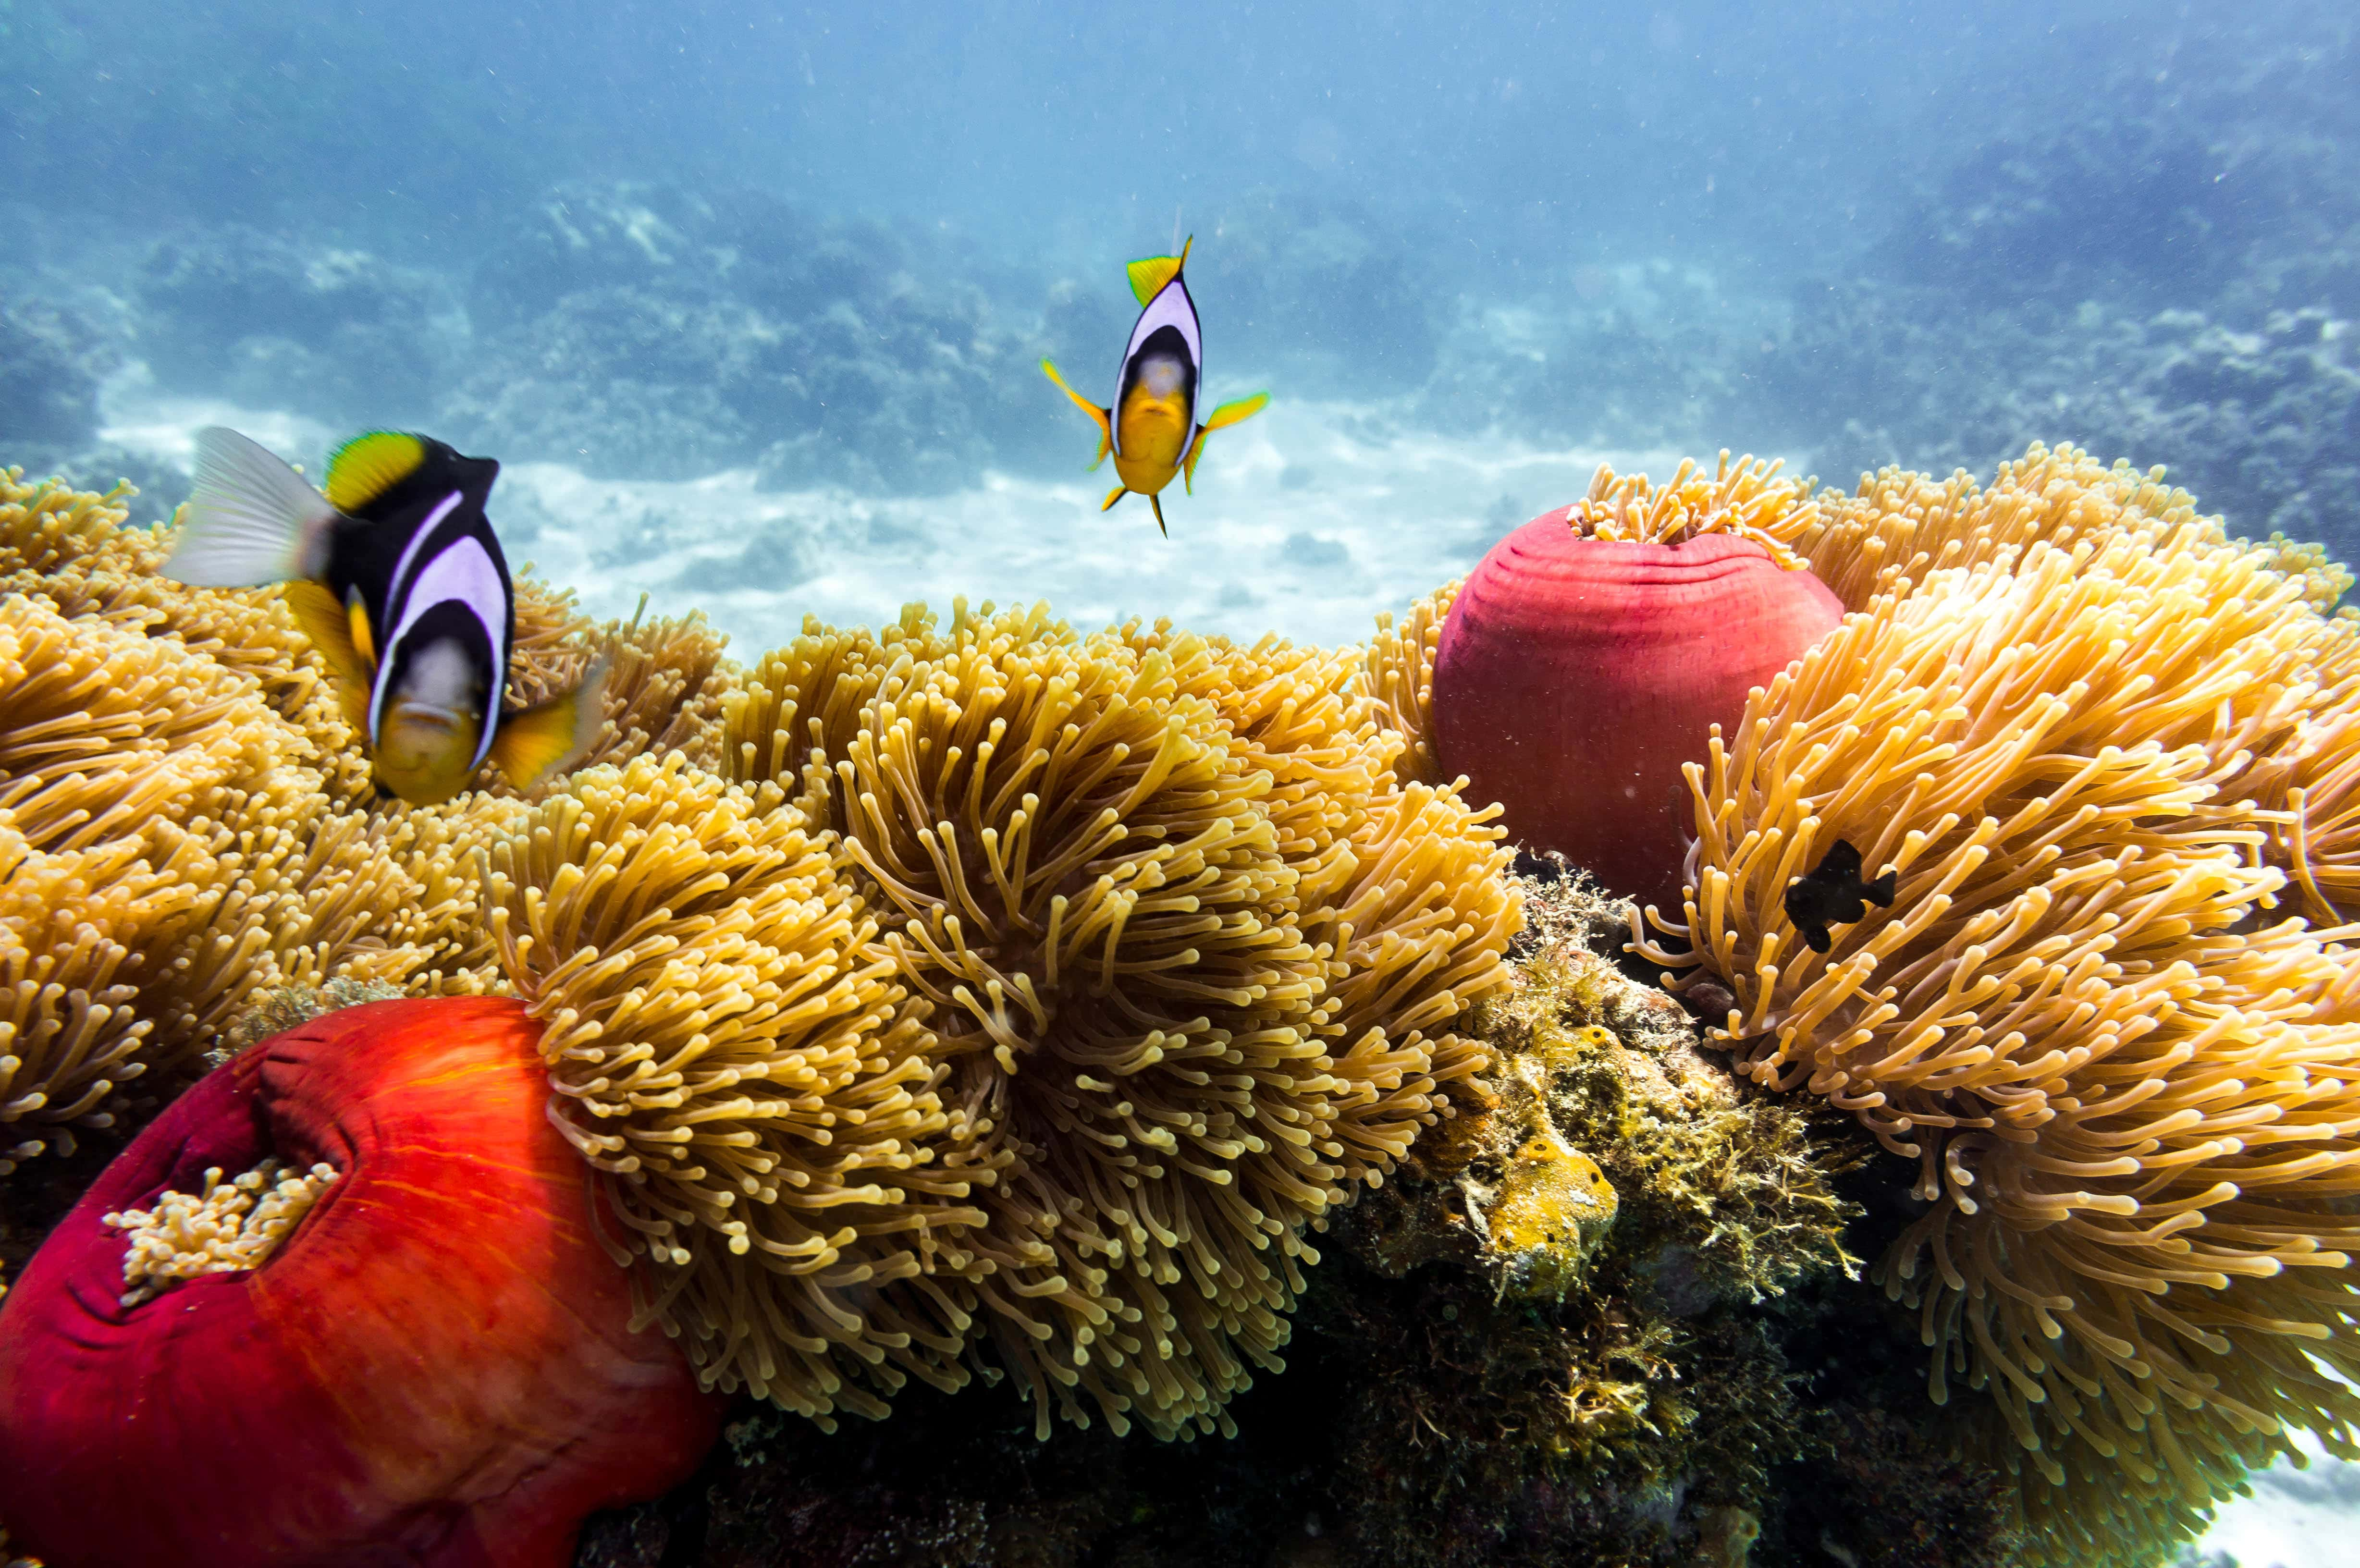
left=4, top=3, right=2357, bottom=1562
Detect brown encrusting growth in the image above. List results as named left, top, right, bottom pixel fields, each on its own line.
left=1631, top=448, right=2360, bottom=1565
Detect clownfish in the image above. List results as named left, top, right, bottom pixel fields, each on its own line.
left=164, top=427, right=605, bottom=805
left=1041, top=236, right=1269, bottom=537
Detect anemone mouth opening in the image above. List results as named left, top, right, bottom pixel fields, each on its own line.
left=95, top=1021, right=369, bottom=1313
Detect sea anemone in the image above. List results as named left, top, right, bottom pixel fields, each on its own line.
left=1364, top=579, right=1458, bottom=788
left=1431, top=454, right=1844, bottom=906
left=719, top=601, right=1520, bottom=1437
left=0, top=995, right=720, bottom=1568
left=1631, top=520, right=2360, bottom=1564
left=484, top=750, right=974, bottom=1429
left=0, top=587, right=295, bottom=1170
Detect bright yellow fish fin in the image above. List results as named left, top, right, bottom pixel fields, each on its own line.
left=1125, top=234, right=1193, bottom=306
left=283, top=580, right=374, bottom=733
left=1183, top=392, right=1266, bottom=494
left=344, top=587, right=376, bottom=667
left=491, top=656, right=610, bottom=789
left=1203, top=391, right=1270, bottom=432
left=1100, top=484, right=1127, bottom=513
left=323, top=430, right=427, bottom=513
left=1149, top=492, right=1169, bottom=538
left=1041, top=360, right=1114, bottom=459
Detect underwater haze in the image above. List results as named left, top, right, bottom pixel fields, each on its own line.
left=4, top=2, right=2359, bottom=1562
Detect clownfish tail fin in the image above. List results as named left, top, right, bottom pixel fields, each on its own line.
left=167, top=426, right=340, bottom=588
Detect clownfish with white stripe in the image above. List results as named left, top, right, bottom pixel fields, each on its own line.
left=1040, top=236, right=1269, bottom=537
left=164, top=427, right=606, bottom=805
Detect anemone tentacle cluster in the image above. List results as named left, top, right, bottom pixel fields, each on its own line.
left=683, top=600, right=1521, bottom=1437
left=1622, top=443, right=2360, bottom=1565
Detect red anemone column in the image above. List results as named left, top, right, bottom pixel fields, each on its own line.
left=1433, top=513, right=1845, bottom=910
left=0, top=996, right=723, bottom=1568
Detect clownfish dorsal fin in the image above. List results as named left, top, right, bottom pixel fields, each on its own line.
left=282, top=580, right=375, bottom=734
left=324, top=430, right=428, bottom=514
left=1125, top=235, right=1192, bottom=306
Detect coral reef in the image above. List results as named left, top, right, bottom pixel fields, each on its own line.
left=0, top=468, right=746, bottom=1188
left=1632, top=448, right=2360, bottom=1562
left=565, top=862, right=1993, bottom=1568
left=21, top=438, right=2343, bottom=1566
left=449, top=180, right=1069, bottom=489
left=1363, top=577, right=1458, bottom=788
left=136, top=224, right=465, bottom=424
left=1785, top=444, right=2360, bottom=916
left=486, top=751, right=968, bottom=1428
left=1755, top=285, right=2360, bottom=562
left=1303, top=862, right=1872, bottom=1568
left=4, top=464, right=1524, bottom=1462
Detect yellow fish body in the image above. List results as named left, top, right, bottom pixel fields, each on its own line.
left=1041, top=237, right=1269, bottom=537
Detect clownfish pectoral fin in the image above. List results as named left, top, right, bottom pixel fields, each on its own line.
left=166, top=427, right=340, bottom=588
left=491, top=655, right=610, bottom=789
left=343, top=586, right=377, bottom=668
left=1041, top=359, right=1114, bottom=447
left=1182, top=393, right=1269, bottom=493
left=282, top=580, right=375, bottom=734
left=1203, top=391, right=1271, bottom=432
left=1149, top=493, right=1169, bottom=538
left=1124, top=235, right=1193, bottom=306
left=1100, top=484, right=1127, bottom=513
left=1093, top=426, right=1112, bottom=471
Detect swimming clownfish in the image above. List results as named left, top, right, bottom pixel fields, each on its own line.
left=1040, top=236, right=1270, bottom=537
left=164, top=427, right=606, bottom=805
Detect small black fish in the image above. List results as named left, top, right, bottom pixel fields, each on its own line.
left=1782, top=839, right=1895, bottom=954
